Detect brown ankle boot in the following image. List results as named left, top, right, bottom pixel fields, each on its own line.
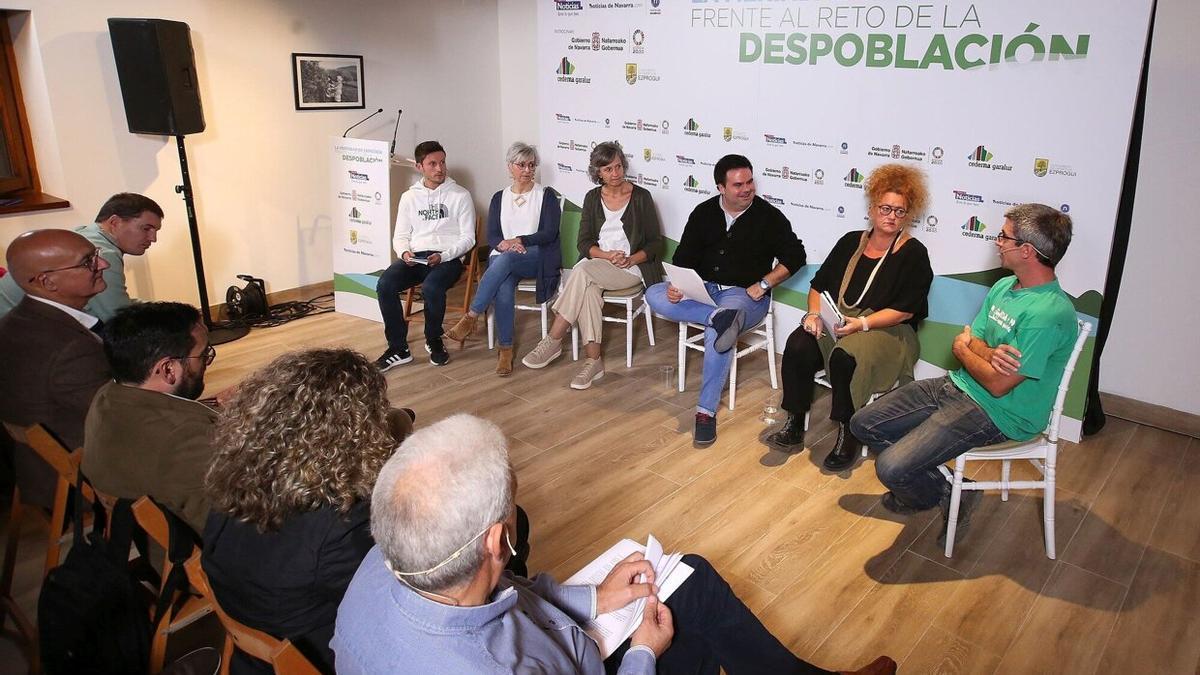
left=496, top=346, right=514, bottom=376
left=445, top=313, right=477, bottom=346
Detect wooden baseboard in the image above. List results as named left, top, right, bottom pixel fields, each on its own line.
left=210, top=279, right=333, bottom=320
left=1100, top=391, right=1200, bottom=439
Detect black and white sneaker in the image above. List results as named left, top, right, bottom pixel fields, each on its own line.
left=375, top=346, right=413, bottom=372
left=426, top=336, right=450, bottom=366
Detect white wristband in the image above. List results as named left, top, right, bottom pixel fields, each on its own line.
left=860, top=316, right=870, bottom=332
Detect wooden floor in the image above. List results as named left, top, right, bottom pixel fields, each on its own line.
left=3, top=304, right=1198, bottom=674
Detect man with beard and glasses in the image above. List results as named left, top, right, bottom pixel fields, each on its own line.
left=83, top=301, right=219, bottom=533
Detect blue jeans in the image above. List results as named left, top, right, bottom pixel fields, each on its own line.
left=646, top=281, right=770, bottom=416
left=850, top=376, right=1006, bottom=510
left=376, top=253, right=464, bottom=348
left=470, top=249, right=540, bottom=347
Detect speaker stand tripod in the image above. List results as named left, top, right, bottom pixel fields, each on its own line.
left=174, top=134, right=249, bottom=345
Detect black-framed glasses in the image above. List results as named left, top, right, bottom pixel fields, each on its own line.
left=876, top=204, right=908, bottom=218
left=177, top=345, right=216, bottom=367
left=995, top=231, right=1023, bottom=244
left=29, top=248, right=102, bottom=282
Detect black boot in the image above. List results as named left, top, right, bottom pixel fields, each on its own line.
left=765, top=413, right=805, bottom=451
left=823, top=422, right=862, bottom=471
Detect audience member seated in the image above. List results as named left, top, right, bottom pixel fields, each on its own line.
left=766, top=163, right=934, bottom=470
left=0, top=193, right=164, bottom=320
left=520, top=141, right=665, bottom=390
left=202, top=348, right=498, bottom=674
left=82, top=301, right=217, bottom=534
left=444, top=141, right=561, bottom=376
left=332, top=414, right=894, bottom=675
left=851, top=204, right=1077, bottom=545
left=645, top=154, right=806, bottom=447
left=374, top=141, right=476, bottom=370
left=0, top=229, right=111, bottom=508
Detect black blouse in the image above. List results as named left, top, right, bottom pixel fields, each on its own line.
left=810, top=230, right=934, bottom=329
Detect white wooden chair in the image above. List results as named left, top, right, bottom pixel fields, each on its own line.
left=677, top=300, right=778, bottom=410
left=570, top=284, right=656, bottom=368
left=485, top=278, right=551, bottom=350
left=940, top=320, right=1092, bottom=559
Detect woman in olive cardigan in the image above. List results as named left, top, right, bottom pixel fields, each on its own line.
left=520, top=141, right=664, bottom=390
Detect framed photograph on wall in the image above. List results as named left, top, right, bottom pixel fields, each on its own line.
left=292, top=53, right=364, bottom=110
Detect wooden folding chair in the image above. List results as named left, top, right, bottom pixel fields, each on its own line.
left=131, top=498, right=215, bottom=674
left=404, top=215, right=488, bottom=319
left=183, top=555, right=321, bottom=675
left=1, top=423, right=95, bottom=578
left=0, top=423, right=38, bottom=673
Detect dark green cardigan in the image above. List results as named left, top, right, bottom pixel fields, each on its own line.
left=576, top=183, right=665, bottom=285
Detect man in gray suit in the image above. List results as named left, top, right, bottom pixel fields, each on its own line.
left=0, top=229, right=112, bottom=507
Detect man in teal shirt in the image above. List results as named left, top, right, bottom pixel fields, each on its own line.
left=850, top=203, right=1077, bottom=543
left=0, top=193, right=163, bottom=320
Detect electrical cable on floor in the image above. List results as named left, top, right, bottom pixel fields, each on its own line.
left=221, top=293, right=335, bottom=330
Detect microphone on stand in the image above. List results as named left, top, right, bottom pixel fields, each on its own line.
left=390, top=109, right=403, bottom=157
left=343, top=108, right=384, bottom=138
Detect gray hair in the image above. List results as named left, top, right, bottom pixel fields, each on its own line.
left=587, top=141, right=627, bottom=185
left=505, top=141, right=539, bottom=167
left=370, top=414, right=514, bottom=593
left=1004, top=203, right=1073, bottom=268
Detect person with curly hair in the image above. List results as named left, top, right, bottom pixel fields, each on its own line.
left=199, top=348, right=414, bottom=674
left=766, top=163, right=934, bottom=471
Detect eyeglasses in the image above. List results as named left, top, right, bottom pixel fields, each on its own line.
left=512, top=161, right=537, bottom=170
left=176, top=345, right=216, bottom=366
left=876, top=204, right=908, bottom=218
left=29, top=248, right=103, bottom=282
left=995, top=231, right=1023, bottom=244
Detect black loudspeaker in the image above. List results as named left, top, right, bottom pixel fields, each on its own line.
left=107, top=18, right=205, bottom=135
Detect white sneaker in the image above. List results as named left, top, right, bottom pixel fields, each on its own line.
left=570, top=358, right=605, bottom=390
left=521, top=336, right=563, bottom=369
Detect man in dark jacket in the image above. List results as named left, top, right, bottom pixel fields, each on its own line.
left=646, top=155, right=806, bottom=446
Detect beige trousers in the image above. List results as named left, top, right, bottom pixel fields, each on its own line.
left=552, top=258, right=641, bottom=344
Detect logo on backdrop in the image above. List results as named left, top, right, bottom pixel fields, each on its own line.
left=925, top=215, right=939, bottom=233
left=556, top=57, right=591, bottom=84
left=930, top=146, right=945, bottom=165
left=840, top=142, right=849, bottom=155
left=961, top=216, right=992, bottom=240
left=1033, top=157, right=1077, bottom=177
left=967, top=145, right=1012, bottom=172
left=722, top=126, right=748, bottom=142
left=683, top=175, right=712, bottom=195
left=348, top=207, right=361, bottom=219
left=349, top=229, right=358, bottom=245
left=843, top=168, right=864, bottom=188
left=764, top=134, right=787, bottom=146
left=683, top=118, right=711, bottom=138
left=348, top=171, right=369, bottom=184
left=626, top=63, right=638, bottom=85
left=953, top=190, right=984, bottom=204
left=632, top=29, right=646, bottom=53
left=813, top=168, right=825, bottom=185
left=554, top=0, right=583, bottom=13
left=649, top=0, right=661, bottom=15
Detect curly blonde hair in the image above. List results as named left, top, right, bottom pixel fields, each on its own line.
left=863, top=163, right=929, bottom=219
left=205, top=348, right=397, bottom=532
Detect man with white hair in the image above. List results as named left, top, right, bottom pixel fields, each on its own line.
left=333, top=414, right=894, bottom=674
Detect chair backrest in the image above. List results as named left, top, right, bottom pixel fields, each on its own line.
left=1045, top=320, right=1093, bottom=442
left=182, top=555, right=321, bottom=675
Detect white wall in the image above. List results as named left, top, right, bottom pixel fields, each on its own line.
left=0, top=0, right=504, bottom=304
left=1100, top=0, right=1200, bottom=415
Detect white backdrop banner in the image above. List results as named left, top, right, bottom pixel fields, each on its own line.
left=331, top=137, right=391, bottom=322
left=537, top=0, right=1154, bottom=439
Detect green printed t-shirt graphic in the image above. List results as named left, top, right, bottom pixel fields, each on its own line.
left=949, top=276, right=1077, bottom=441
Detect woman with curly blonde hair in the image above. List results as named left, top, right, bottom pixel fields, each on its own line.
left=201, top=348, right=412, bottom=675
left=766, top=163, right=934, bottom=471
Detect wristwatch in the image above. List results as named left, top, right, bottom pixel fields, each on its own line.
left=758, top=279, right=771, bottom=291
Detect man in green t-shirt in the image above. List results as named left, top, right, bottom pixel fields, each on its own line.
left=0, top=193, right=163, bottom=321
left=850, top=203, right=1077, bottom=544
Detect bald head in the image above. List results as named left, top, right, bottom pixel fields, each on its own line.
left=6, top=229, right=108, bottom=308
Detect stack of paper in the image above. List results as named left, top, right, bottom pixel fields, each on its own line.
left=564, top=535, right=694, bottom=658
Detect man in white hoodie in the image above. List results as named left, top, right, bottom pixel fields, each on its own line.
left=376, top=141, right=476, bottom=368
